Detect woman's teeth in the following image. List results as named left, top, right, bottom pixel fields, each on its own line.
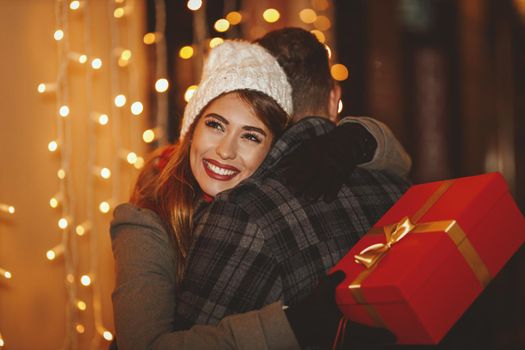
left=205, top=161, right=237, bottom=176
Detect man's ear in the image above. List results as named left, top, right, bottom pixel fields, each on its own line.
left=328, top=84, right=341, bottom=123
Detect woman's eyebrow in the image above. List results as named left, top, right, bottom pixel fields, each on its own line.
left=205, top=113, right=229, bottom=124
left=242, top=126, right=267, bottom=136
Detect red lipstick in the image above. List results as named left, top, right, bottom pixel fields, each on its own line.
left=202, top=159, right=240, bottom=181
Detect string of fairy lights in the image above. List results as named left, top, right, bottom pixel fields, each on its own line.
left=0, top=204, right=15, bottom=348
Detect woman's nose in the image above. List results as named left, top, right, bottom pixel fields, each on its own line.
left=216, top=135, right=237, bottom=160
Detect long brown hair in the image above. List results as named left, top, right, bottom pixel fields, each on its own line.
left=130, top=90, right=289, bottom=284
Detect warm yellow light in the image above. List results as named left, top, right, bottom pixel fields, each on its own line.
left=59, top=105, right=70, bottom=117
left=54, top=29, right=64, bottom=41
left=324, top=44, right=332, bottom=59
left=0, top=336, right=4, bottom=347
left=142, top=129, right=156, bottom=143
left=46, top=250, right=56, bottom=260
left=114, top=94, right=126, bottom=107
left=338, top=100, right=343, bottom=114
left=76, top=324, right=85, bottom=334
left=214, top=19, right=230, bottom=32
left=263, top=8, right=280, bottom=23
left=143, top=32, right=156, bottom=45
left=48, top=140, right=59, bottom=152
left=184, top=85, right=198, bottom=102
left=103, top=330, right=114, bottom=341
left=98, top=113, right=109, bottom=125
left=37, top=82, right=56, bottom=94
left=120, top=49, right=132, bottom=60
left=331, top=63, right=349, bottom=81
left=100, top=167, right=111, bottom=179
left=99, top=201, right=111, bottom=214
left=0, top=268, right=11, bottom=280
left=75, top=221, right=91, bottom=236
left=79, top=54, right=87, bottom=63
left=299, top=8, right=317, bottom=24
left=312, top=0, right=330, bottom=11
left=126, top=152, right=138, bottom=164
left=114, top=7, right=125, bottom=18
left=187, top=0, right=202, bottom=11
left=131, top=101, right=143, bottom=115
left=57, top=168, right=66, bottom=179
left=209, top=37, right=224, bottom=48
left=314, top=15, right=331, bottom=31
left=133, top=157, right=145, bottom=170
left=70, top=1, right=81, bottom=10
left=91, top=58, right=102, bottom=70
left=49, top=195, right=60, bottom=208
left=310, top=30, right=326, bottom=43
left=80, top=274, right=92, bottom=286
left=226, top=11, right=242, bottom=25
left=7, top=206, right=15, bottom=214
left=76, top=300, right=87, bottom=311
left=58, top=217, right=69, bottom=229
left=179, top=46, right=194, bottom=59
left=155, top=78, right=169, bottom=93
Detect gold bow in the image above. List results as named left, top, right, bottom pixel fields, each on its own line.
left=354, top=217, right=415, bottom=268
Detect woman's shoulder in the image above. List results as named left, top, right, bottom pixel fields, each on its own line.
left=110, top=203, right=168, bottom=240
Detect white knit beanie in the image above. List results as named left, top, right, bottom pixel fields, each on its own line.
left=179, top=40, right=293, bottom=138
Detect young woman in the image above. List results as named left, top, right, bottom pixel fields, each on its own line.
left=111, top=40, right=331, bottom=349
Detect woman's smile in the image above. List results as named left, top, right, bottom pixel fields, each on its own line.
left=202, top=158, right=240, bottom=181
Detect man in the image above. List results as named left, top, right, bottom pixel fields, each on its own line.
left=174, top=28, right=411, bottom=346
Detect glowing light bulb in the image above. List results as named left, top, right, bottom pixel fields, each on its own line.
left=103, top=330, right=114, bottom=341
left=70, top=1, right=81, bottom=11
left=58, top=217, right=69, bottom=229
left=76, top=324, right=85, bottom=334
left=0, top=204, right=15, bottom=215
left=226, top=11, right=242, bottom=25
left=114, top=94, right=126, bottom=107
left=91, top=58, right=102, bottom=70
left=59, top=105, right=70, bottom=117
left=263, top=8, right=280, bottom=23
left=184, top=85, right=198, bottom=102
left=118, top=49, right=132, bottom=67
left=99, top=201, right=112, bottom=214
left=299, top=8, right=317, bottom=24
left=131, top=102, right=143, bottom=115
left=46, top=244, right=64, bottom=261
left=80, top=274, right=92, bottom=286
left=331, top=64, right=349, bottom=81
left=37, top=82, right=57, bottom=94
left=155, top=78, right=169, bottom=93
left=314, top=15, right=331, bottom=31
left=214, top=19, right=230, bottom=32
left=54, top=29, right=64, bottom=41
left=98, top=167, right=111, bottom=179
left=114, top=7, right=125, bottom=18
left=76, top=300, right=87, bottom=311
left=310, top=30, right=326, bottom=43
left=187, top=0, right=202, bottom=11
left=338, top=100, right=343, bottom=114
left=75, top=221, right=91, bottom=236
left=48, top=140, right=59, bottom=152
left=126, top=152, right=138, bottom=164
left=0, top=335, right=4, bottom=347
left=209, top=37, right=224, bottom=48
left=0, top=268, right=12, bottom=280
left=143, top=32, right=156, bottom=45
left=179, top=46, right=194, bottom=59
left=142, top=129, right=156, bottom=143
left=49, top=194, right=62, bottom=209
left=133, top=156, right=145, bottom=170
left=98, top=113, right=109, bottom=125
left=57, top=168, right=66, bottom=179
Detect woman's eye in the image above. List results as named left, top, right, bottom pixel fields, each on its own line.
left=242, top=132, right=262, bottom=144
left=204, top=119, right=224, bottom=131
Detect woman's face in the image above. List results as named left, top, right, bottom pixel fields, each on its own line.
left=190, top=93, right=274, bottom=197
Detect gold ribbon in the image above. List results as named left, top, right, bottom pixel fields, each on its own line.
left=347, top=180, right=492, bottom=327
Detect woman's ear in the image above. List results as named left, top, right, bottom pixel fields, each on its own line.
left=328, top=84, right=341, bottom=123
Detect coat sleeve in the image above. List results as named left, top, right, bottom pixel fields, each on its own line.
left=111, top=203, right=298, bottom=350
left=339, top=116, right=412, bottom=178
left=174, top=200, right=283, bottom=328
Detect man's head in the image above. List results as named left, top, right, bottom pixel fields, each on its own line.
left=256, top=27, right=341, bottom=123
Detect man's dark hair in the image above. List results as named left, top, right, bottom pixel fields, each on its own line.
left=256, top=27, right=334, bottom=120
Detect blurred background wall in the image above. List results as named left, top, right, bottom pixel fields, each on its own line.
left=0, top=0, right=523, bottom=349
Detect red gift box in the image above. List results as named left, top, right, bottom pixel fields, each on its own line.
left=332, top=172, right=525, bottom=344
